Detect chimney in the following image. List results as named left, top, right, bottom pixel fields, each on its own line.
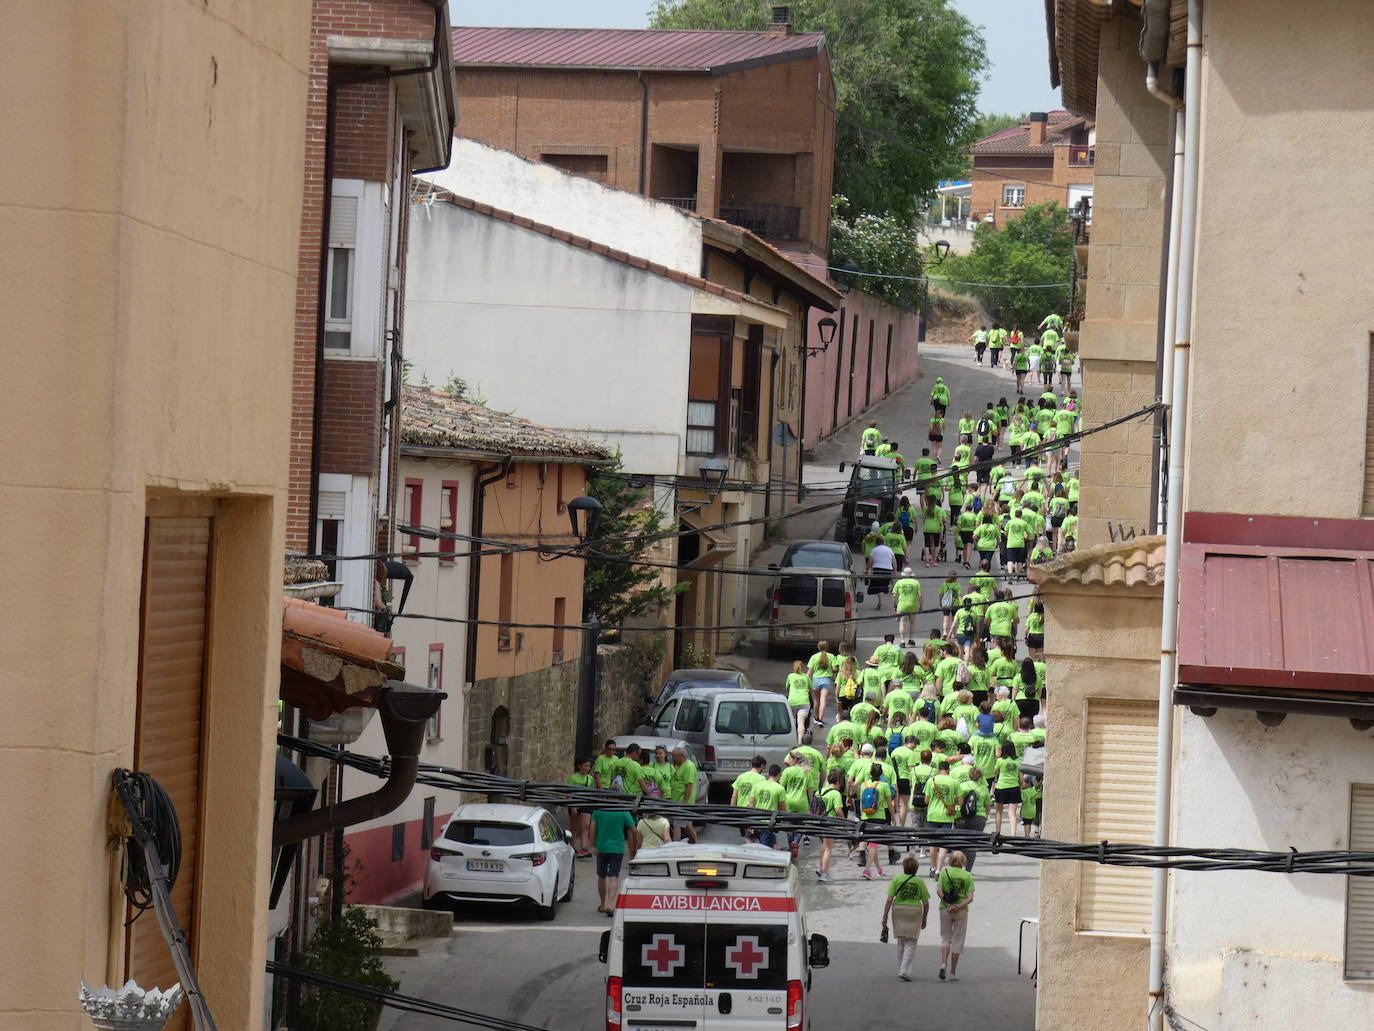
left=1028, top=112, right=1049, bottom=147
left=768, top=5, right=793, bottom=36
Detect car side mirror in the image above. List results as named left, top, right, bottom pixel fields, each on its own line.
left=768, top=563, right=778, bottom=570
left=599, top=929, right=611, bottom=963
left=808, top=933, right=830, bottom=968
left=903, top=469, right=913, bottom=480
left=838, top=462, right=846, bottom=473
left=565, top=829, right=573, bottom=843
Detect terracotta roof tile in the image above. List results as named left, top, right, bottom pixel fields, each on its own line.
left=971, top=111, right=1092, bottom=157
left=283, top=554, right=330, bottom=585
left=401, top=386, right=614, bottom=461
left=1029, top=535, right=1166, bottom=589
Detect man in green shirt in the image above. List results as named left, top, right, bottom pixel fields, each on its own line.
left=592, top=739, right=620, bottom=789
left=1009, top=717, right=1038, bottom=759
left=590, top=807, right=639, bottom=914
left=924, top=761, right=959, bottom=875
left=746, top=765, right=787, bottom=848
left=617, top=743, right=648, bottom=795
left=730, top=756, right=767, bottom=806
left=670, top=747, right=699, bottom=842
left=872, top=633, right=903, bottom=668
left=857, top=760, right=895, bottom=878
left=861, top=421, right=882, bottom=455
left=892, top=570, right=922, bottom=645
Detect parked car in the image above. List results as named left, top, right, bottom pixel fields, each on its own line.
left=766, top=565, right=863, bottom=658
left=648, top=668, right=753, bottom=709
left=770, top=539, right=855, bottom=573
left=608, top=736, right=710, bottom=802
left=422, top=803, right=574, bottom=920
left=640, top=687, right=797, bottom=796
left=834, top=456, right=903, bottom=544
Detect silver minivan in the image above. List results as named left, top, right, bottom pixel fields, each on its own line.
left=766, top=565, right=863, bottom=657
left=642, top=687, right=797, bottom=797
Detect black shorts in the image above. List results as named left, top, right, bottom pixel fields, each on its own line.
left=1051, top=515, right=1066, bottom=528
left=976, top=469, right=991, bottom=485
left=596, top=853, right=624, bottom=878
left=868, top=572, right=892, bottom=594
left=942, top=603, right=954, bottom=616
left=1008, top=546, right=1027, bottom=563
left=958, top=531, right=973, bottom=549
left=896, top=778, right=910, bottom=795
left=1010, top=444, right=1022, bottom=460
left=902, top=525, right=915, bottom=542
left=994, top=787, right=1022, bottom=805
left=1026, top=633, right=1044, bottom=650
left=978, top=548, right=995, bottom=563
left=929, top=434, right=943, bottom=442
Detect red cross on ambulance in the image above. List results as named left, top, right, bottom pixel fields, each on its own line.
left=642, top=933, right=686, bottom=977
left=725, top=935, right=769, bottom=979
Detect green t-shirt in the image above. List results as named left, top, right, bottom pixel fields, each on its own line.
left=1041, top=328, right=1060, bottom=349
left=969, top=734, right=999, bottom=777
left=903, top=718, right=938, bottom=751
left=986, top=601, right=1016, bottom=638
left=591, top=809, right=635, bottom=853
left=849, top=700, right=879, bottom=731
left=873, top=642, right=903, bottom=667
left=1013, top=350, right=1029, bottom=371
left=893, top=577, right=922, bottom=613
left=568, top=771, right=595, bottom=789
left=786, top=671, right=813, bottom=706
left=670, top=759, right=698, bottom=802
left=1009, top=731, right=1037, bottom=759
left=807, top=651, right=838, bottom=678
left=996, top=755, right=1021, bottom=790
left=884, top=530, right=908, bottom=555
left=934, top=656, right=961, bottom=692
left=1063, top=514, right=1079, bottom=540
left=988, top=655, right=1019, bottom=686
left=992, top=698, right=1020, bottom=731
left=922, top=507, right=947, bottom=534
left=748, top=779, right=786, bottom=811
left=884, top=688, right=913, bottom=718
left=780, top=763, right=810, bottom=802
left=819, top=786, right=844, bottom=818
left=956, top=510, right=978, bottom=534
left=862, top=427, right=882, bottom=448
left=914, top=457, right=938, bottom=479
left=887, top=872, right=931, bottom=908
left=857, top=778, right=893, bottom=821
left=618, top=757, right=647, bottom=794
left=860, top=666, right=888, bottom=699
left=593, top=753, right=620, bottom=788
left=648, top=761, right=675, bottom=795
left=1020, top=785, right=1040, bottom=820
left=937, top=866, right=974, bottom=909
left=960, top=778, right=990, bottom=818
left=827, top=719, right=861, bottom=747
left=731, top=769, right=764, bottom=802
left=925, top=773, right=959, bottom=824
left=974, top=522, right=1000, bottom=551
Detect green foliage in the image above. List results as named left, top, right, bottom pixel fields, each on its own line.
left=649, top=0, right=986, bottom=220
left=829, top=195, right=922, bottom=310
left=584, top=458, right=690, bottom=626
left=679, top=641, right=715, bottom=669
left=298, top=907, right=399, bottom=1031
left=940, top=202, right=1071, bottom=327
left=441, top=372, right=486, bottom=406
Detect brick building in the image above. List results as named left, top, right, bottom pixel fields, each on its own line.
left=288, top=0, right=458, bottom=625
left=970, top=110, right=1096, bottom=227
left=448, top=17, right=835, bottom=262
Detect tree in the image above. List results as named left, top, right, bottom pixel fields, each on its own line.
left=649, top=0, right=986, bottom=220
left=582, top=459, right=689, bottom=626
left=829, top=195, right=922, bottom=310
left=940, top=202, right=1071, bottom=327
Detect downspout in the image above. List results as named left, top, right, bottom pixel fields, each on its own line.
left=637, top=72, right=649, bottom=194
left=1148, top=2, right=1202, bottom=1028
left=465, top=458, right=513, bottom=685
left=797, top=318, right=809, bottom=498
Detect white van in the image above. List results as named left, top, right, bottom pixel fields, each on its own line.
left=599, top=842, right=830, bottom=1030
left=765, top=566, right=863, bottom=658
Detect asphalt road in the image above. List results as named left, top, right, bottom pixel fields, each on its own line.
left=376, top=346, right=1053, bottom=1031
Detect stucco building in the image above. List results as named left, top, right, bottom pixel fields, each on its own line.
left=3, top=4, right=311, bottom=1029
left=969, top=111, right=1096, bottom=229
left=1037, top=3, right=1374, bottom=1029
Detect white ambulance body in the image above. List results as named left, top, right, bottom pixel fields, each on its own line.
left=599, top=842, right=830, bottom=1031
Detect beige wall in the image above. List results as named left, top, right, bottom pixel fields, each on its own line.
left=1185, top=0, right=1374, bottom=517
left=1076, top=16, right=1170, bottom=546
left=1035, top=566, right=1163, bottom=1031
left=1, top=3, right=308, bottom=1027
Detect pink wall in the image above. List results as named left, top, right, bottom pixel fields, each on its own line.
left=803, top=291, right=921, bottom=450
left=344, top=810, right=451, bottom=905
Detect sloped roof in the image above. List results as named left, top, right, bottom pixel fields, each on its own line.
left=1048, top=0, right=1126, bottom=117
left=1029, top=536, right=1166, bottom=589
left=402, top=386, right=614, bottom=461
left=972, top=111, right=1090, bottom=157
left=452, top=26, right=825, bottom=75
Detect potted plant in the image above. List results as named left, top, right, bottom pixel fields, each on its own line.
left=298, top=907, right=398, bottom=1031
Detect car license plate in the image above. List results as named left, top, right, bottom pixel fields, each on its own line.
left=718, top=758, right=749, bottom=770
left=465, top=860, right=503, bottom=872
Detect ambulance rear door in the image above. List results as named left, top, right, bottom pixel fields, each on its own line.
left=702, top=917, right=794, bottom=1030
left=618, top=905, right=709, bottom=1031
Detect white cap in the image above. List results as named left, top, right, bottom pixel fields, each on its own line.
left=860, top=743, right=875, bottom=755
left=902, top=566, right=914, bottom=575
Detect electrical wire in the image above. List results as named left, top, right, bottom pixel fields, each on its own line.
left=277, top=736, right=1374, bottom=877
left=114, top=770, right=182, bottom=920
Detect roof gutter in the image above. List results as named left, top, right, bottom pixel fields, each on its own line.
left=1148, top=2, right=1202, bottom=1027
left=272, top=686, right=443, bottom=848
left=400, top=443, right=615, bottom=465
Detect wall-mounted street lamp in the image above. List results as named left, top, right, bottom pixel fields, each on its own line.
left=808, top=316, right=838, bottom=358
left=566, top=495, right=604, bottom=543
left=699, top=458, right=729, bottom=500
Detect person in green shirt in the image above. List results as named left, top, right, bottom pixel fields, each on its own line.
left=730, top=755, right=767, bottom=806
left=1019, top=774, right=1041, bottom=837
left=1025, top=599, right=1046, bottom=659
left=780, top=752, right=812, bottom=819
left=968, top=724, right=999, bottom=780
left=794, top=738, right=826, bottom=793
left=1009, top=717, right=1038, bottom=760
left=958, top=410, right=976, bottom=444
left=850, top=689, right=882, bottom=741
left=1061, top=512, right=1079, bottom=553
left=861, top=420, right=882, bottom=455
left=872, top=632, right=903, bottom=668
left=1004, top=510, right=1030, bottom=577
left=647, top=744, right=675, bottom=798
left=668, top=746, right=699, bottom=842
left=912, top=449, right=938, bottom=482
left=1029, top=535, right=1055, bottom=567
left=988, top=642, right=1019, bottom=689
left=592, top=739, right=620, bottom=790
left=807, top=642, right=838, bottom=726
left=928, top=414, right=945, bottom=463
left=746, top=764, right=787, bottom=848
left=937, top=853, right=975, bottom=981
left=891, top=571, right=922, bottom=645
left=786, top=660, right=813, bottom=743
left=882, top=855, right=932, bottom=980
left=1058, top=346, right=1075, bottom=390
left=617, top=743, right=648, bottom=795
left=939, top=571, right=962, bottom=636
left=930, top=377, right=950, bottom=416
left=985, top=590, right=1018, bottom=643
left=856, top=761, right=894, bottom=878
left=567, top=757, right=595, bottom=855
left=590, top=807, right=639, bottom=914
left=1013, top=343, right=1030, bottom=395
left=971, top=326, right=988, bottom=364
left=992, top=741, right=1022, bottom=835
left=815, top=769, right=847, bottom=881
left=826, top=717, right=861, bottom=750
left=924, top=760, right=959, bottom=873
left=955, top=767, right=991, bottom=869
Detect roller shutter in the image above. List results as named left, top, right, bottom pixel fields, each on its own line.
left=1345, top=785, right=1374, bottom=979
left=1076, top=699, right=1157, bottom=935
left=126, top=515, right=211, bottom=1029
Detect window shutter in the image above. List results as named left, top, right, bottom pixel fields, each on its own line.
left=1363, top=334, right=1374, bottom=515
left=329, top=194, right=358, bottom=248
left=1077, top=699, right=1157, bottom=935
left=1346, top=785, right=1374, bottom=979
left=317, top=489, right=347, bottom=521
left=127, top=517, right=211, bottom=1029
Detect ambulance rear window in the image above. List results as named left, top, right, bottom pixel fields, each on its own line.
left=706, top=924, right=789, bottom=990
left=622, top=923, right=705, bottom=989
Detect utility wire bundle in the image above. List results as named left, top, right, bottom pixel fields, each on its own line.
left=279, top=735, right=1374, bottom=877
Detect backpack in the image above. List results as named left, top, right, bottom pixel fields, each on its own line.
left=859, top=781, right=882, bottom=816
left=955, top=661, right=971, bottom=686
left=976, top=417, right=992, bottom=438
left=971, top=495, right=984, bottom=514
left=889, top=730, right=904, bottom=753
left=961, top=786, right=979, bottom=819
left=919, top=699, right=937, bottom=722
left=939, top=870, right=963, bottom=906
left=912, top=777, right=928, bottom=809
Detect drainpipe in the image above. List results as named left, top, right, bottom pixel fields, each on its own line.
left=1148, top=66, right=1185, bottom=533
left=272, top=687, right=442, bottom=848
left=465, top=458, right=513, bottom=685
left=637, top=72, right=650, bottom=194
left=1148, top=2, right=1202, bottom=1028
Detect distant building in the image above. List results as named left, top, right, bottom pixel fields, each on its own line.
left=969, top=111, right=1095, bottom=227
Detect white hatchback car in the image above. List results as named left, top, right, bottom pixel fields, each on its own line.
left=423, top=803, right=574, bottom=920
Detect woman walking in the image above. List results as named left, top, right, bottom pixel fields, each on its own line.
left=937, top=852, right=975, bottom=981
left=786, top=660, right=813, bottom=743
left=992, top=741, right=1022, bottom=835
left=808, top=641, right=837, bottom=727
left=881, top=855, right=931, bottom=982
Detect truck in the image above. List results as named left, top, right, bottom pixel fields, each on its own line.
left=832, top=456, right=903, bottom=545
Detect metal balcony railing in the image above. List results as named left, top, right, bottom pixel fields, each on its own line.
left=1069, top=147, right=1095, bottom=166
left=720, top=200, right=801, bottom=241
left=656, top=196, right=697, bottom=212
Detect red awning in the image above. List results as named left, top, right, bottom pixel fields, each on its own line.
left=1178, top=513, right=1374, bottom=694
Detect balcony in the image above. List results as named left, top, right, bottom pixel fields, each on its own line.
left=720, top=200, right=801, bottom=242
left=657, top=196, right=697, bottom=212
left=1069, top=147, right=1095, bottom=167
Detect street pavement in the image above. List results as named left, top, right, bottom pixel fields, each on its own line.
left=377, top=344, right=1059, bottom=1030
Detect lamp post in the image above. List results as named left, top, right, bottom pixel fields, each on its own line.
left=808, top=317, right=838, bottom=358
left=699, top=458, right=729, bottom=499
left=567, top=494, right=604, bottom=759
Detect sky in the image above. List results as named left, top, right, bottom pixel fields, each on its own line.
left=449, top=0, right=1062, bottom=116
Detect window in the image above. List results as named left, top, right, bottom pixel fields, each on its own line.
left=402, top=479, right=422, bottom=560
left=325, top=193, right=358, bottom=350
left=1077, top=699, right=1157, bottom=935
left=420, top=796, right=436, bottom=851
left=1346, top=784, right=1374, bottom=979
left=439, top=481, right=459, bottom=563
left=754, top=702, right=793, bottom=736
left=687, top=402, right=718, bottom=455
left=676, top=699, right=709, bottom=734
left=316, top=489, right=345, bottom=599
left=1002, top=184, right=1026, bottom=208
left=444, top=821, right=532, bottom=846
left=391, top=821, right=405, bottom=862
left=687, top=325, right=731, bottom=456
left=556, top=464, right=566, bottom=514
left=497, top=553, right=514, bottom=650
left=820, top=578, right=847, bottom=608
left=426, top=646, right=443, bottom=741
left=654, top=699, right=681, bottom=732
left=552, top=597, right=566, bottom=663
left=776, top=575, right=816, bottom=607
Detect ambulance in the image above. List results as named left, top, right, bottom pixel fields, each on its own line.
left=598, top=842, right=830, bottom=1030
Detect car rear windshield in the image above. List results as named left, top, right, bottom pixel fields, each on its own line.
left=443, top=821, right=534, bottom=846
left=715, top=701, right=793, bottom=737
left=856, top=466, right=894, bottom=496
left=777, top=575, right=816, bottom=606
left=821, top=578, right=847, bottom=607
left=787, top=544, right=845, bottom=568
